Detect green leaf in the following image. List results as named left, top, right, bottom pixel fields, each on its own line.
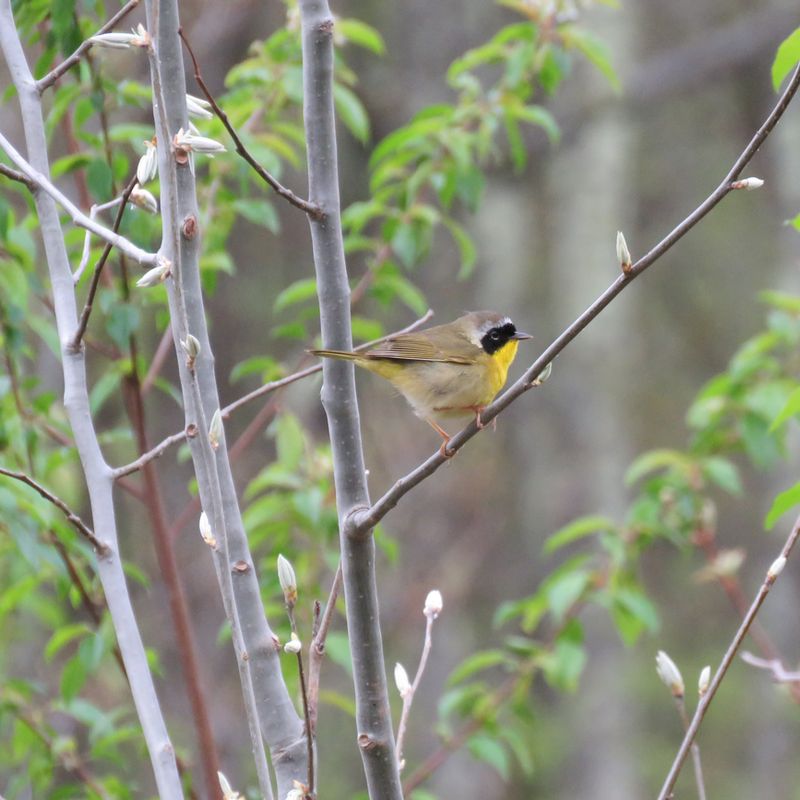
left=45, top=624, right=91, bottom=662
left=514, top=104, right=560, bottom=143
left=232, top=198, right=279, bottom=233
left=60, top=653, right=88, bottom=702
left=702, top=457, right=742, bottom=496
left=544, top=515, right=617, bottom=554
left=764, top=481, right=800, bottom=530
left=624, top=449, right=688, bottom=485
left=105, top=304, right=140, bottom=351
left=759, top=289, right=800, bottom=313
left=447, top=650, right=510, bottom=685
left=273, top=413, right=305, bottom=470
left=562, top=27, right=620, bottom=91
left=610, top=587, right=659, bottom=644
left=545, top=569, right=591, bottom=622
left=274, top=278, right=317, bottom=312
left=337, top=19, right=386, bottom=54
left=442, top=218, right=477, bottom=278
left=334, top=84, right=370, bottom=143
left=772, top=27, right=800, bottom=90
left=86, top=159, right=113, bottom=201
left=467, top=734, right=510, bottom=780
left=769, top=386, right=800, bottom=432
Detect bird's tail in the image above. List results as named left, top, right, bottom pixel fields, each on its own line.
left=308, top=348, right=360, bottom=361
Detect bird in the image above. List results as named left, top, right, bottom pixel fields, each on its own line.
left=309, top=311, right=532, bottom=455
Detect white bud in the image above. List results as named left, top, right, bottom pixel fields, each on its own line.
left=208, top=409, right=223, bottom=450
left=136, top=140, right=158, bottom=185
left=532, top=361, right=553, bottom=386
left=217, top=771, right=242, bottom=800
left=89, top=24, right=150, bottom=50
left=394, top=662, right=412, bottom=698
left=130, top=186, right=158, bottom=215
left=616, top=230, right=632, bottom=272
left=198, top=511, right=216, bottom=548
left=187, top=94, right=214, bottom=119
left=180, top=334, right=201, bottom=368
left=767, top=555, right=787, bottom=579
left=277, top=554, right=298, bottom=606
left=698, top=665, right=711, bottom=696
left=731, top=177, right=764, bottom=191
left=136, top=260, right=171, bottom=288
left=284, top=632, right=302, bottom=654
left=173, top=127, right=226, bottom=156
left=656, top=650, right=684, bottom=697
left=423, top=589, right=443, bottom=620
left=285, top=781, right=306, bottom=800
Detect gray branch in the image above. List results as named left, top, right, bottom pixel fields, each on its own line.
left=0, top=131, right=158, bottom=266
left=0, top=2, right=183, bottom=796
left=299, top=0, right=403, bottom=797
left=142, top=1, right=307, bottom=795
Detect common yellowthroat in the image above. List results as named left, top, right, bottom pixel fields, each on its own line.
left=310, top=311, right=531, bottom=454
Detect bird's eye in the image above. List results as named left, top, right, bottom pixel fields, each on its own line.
left=490, top=330, right=500, bottom=340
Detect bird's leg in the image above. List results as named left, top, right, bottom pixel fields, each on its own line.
left=469, top=406, right=491, bottom=430
left=426, top=418, right=455, bottom=459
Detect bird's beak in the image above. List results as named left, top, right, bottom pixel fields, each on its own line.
left=512, top=331, right=533, bottom=340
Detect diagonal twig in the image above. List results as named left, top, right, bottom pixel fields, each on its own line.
left=178, top=27, right=323, bottom=219
left=657, top=518, right=800, bottom=800
left=0, top=161, right=34, bottom=189
left=69, top=174, right=139, bottom=352
left=0, top=467, right=109, bottom=555
left=0, top=132, right=159, bottom=266
left=349, top=63, right=800, bottom=538
left=36, top=0, right=141, bottom=92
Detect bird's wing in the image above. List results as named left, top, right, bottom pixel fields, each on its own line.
left=365, top=331, right=474, bottom=364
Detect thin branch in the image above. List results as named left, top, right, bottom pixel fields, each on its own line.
left=0, top=131, right=158, bottom=266
left=395, top=603, right=439, bottom=768
left=657, top=518, right=800, bottom=800
left=307, top=562, right=342, bottom=733
left=113, top=426, right=195, bottom=479
left=178, top=27, right=322, bottom=219
left=299, top=0, right=403, bottom=797
left=143, top=0, right=306, bottom=795
left=350, top=63, right=800, bottom=537
left=0, top=161, right=34, bottom=189
left=672, top=697, right=707, bottom=800
left=36, top=0, right=141, bottom=92
left=69, top=175, right=138, bottom=352
left=0, top=467, right=109, bottom=555
left=141, top=325, right=174, bottom=394
left=741, top=651, right=800, bottom=683
left=286, top=603, right=315, bottom=798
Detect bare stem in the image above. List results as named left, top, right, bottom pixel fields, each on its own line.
left=178, top=27, right=322, bottom=219
left=299, top=0, right=403, bottom=796
left=350, top=63, right=800, bottom=536
left=673, top=697, right=707, bottom=800
left=36, top=0, right=141, bottom=92
left=0, top=161, right=34, bottom=188
left=69, top=175, right=138, bottom=352
left=656, top=515, right=800, bottom=800
left=0, top=132, right=158, bottom=266
left=307, top=562, right=342, bottom=733
left=0, top=467, right=108, bottom=554
left=741, top=651, right=800, bottom=683
left=113, top=426, right=195, bottom=479
left=395, top=612, right=437, bottom=767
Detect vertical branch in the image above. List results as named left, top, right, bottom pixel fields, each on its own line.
left=0, top=2, right=183, bottom=797
left=298, top=1, right=403, bottom=798
left=141, top=1, right=307, bottom=796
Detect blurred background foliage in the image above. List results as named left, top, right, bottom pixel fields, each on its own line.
left=1, top=0, right=800, bottom=798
